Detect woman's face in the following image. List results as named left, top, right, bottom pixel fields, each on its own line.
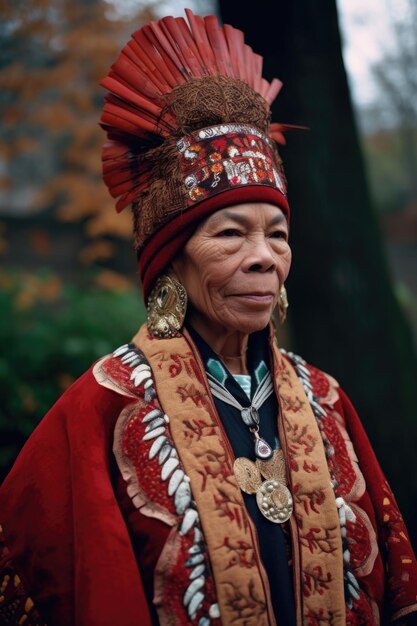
left=171, top=202, right=292, bottom=336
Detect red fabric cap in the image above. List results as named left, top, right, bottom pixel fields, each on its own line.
left=138, top=185, right=290, bottom=301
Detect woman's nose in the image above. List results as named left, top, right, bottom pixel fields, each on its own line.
left=243, top=238, right=277, bottom=272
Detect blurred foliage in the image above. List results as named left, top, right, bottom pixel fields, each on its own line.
left=0, top=0, right=153, bottom=254
left=362, top=128, right=417, bottom=216
left=0, top=270, right=146, bottom=479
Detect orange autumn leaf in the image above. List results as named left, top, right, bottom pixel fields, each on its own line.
left=78, top=240, right=116, bottom=265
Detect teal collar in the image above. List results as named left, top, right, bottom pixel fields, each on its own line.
left=206, top=357, right=268, bottom=393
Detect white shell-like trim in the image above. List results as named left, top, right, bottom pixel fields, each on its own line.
left=209, top=603, right=220, bottom=619
left=186, top=553, right=205, bottom=567
left=142, top=408, right=163, bottom=423
left=145, top=417, right=166, bottom=432
left=184, top=575, right=205, bottom=606
left=188, top=590, right=205, bottom=620
left=130, top=363, right=150, bottom=376
left=175, top=481, right=192, bottom=514
left=149, top=435, right=168, bottom=460
left=180, top=508, right=198, bottom=535
left=189, top=564, right=205, bottom=580
left=121, top=352, right=139, bottom=364
left=161, top=457, right=180, bottom=481
left=345, top=503, right=356, bottom=523
left=133, top=370, right=152, bottom=387
left=347, top=583, right=360, bottom=601
left=143, top=426, right=166, bottom=441
left=158, top=443, right=172, bottom=465
left=113, top=344, right=129, bottom=357
left=168, top=469, right=185, bottom=496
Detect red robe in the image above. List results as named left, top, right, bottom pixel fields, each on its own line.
left=0, top=332, right=416, bottom=626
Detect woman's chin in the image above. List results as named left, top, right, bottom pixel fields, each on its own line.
left=226, top=311, right=273, bottom=335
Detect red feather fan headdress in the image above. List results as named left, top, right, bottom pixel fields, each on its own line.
left=100, top=9, right=290, bottom=299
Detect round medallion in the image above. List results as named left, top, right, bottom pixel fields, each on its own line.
left=233, top=457, right=262, bottom=494
left=255, top=479, right=293, bottom=524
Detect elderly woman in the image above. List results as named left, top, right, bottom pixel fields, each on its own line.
left=0, top=10, right=416, bottom=626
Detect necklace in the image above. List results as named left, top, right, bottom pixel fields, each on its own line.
left=207, top=366, right=293, bottom=523
left=207, top=370, right=274, bottom=459
left=234, top=449, right=293, bottom=523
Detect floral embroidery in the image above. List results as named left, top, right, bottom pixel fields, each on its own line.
left=303, top=564, right=333, bottom=597
left=282, top=349, right=376, bottom=617
left=111, top=344, right=220, bottom=626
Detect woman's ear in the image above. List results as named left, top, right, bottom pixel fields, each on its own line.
left=168, top=258, right=183, bottom=284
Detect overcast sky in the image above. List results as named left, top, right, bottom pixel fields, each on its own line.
left=337, top=0, right=407, bottom=106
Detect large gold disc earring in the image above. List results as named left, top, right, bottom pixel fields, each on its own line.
left=278, top=285, right=289, bottom=324
left=147, top=275, right=187, bottom=338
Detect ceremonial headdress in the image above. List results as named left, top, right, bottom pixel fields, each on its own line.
left=100, top=9, right=289, bottom=299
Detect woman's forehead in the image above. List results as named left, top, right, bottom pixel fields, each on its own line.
left=204, top=203, right=287, bottom=227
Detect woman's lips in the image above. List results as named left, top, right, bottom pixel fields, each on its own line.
left=228, top=292, right=275, bottom=304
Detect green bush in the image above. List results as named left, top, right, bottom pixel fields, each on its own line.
left=0, top=271, right=146, bottom=479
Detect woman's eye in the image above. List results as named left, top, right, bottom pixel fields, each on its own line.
left=269, top=231, right=287, bottom=240
left=218, top=228, right=241, bottom=237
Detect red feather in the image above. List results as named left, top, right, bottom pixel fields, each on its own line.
left=120, top=47, right=168, bottom=97
left=265, top=78, right=283, bottom=105
left=223, top=24, right=244, bottom=80
left=176, top=17, right=205, bottom=76
left=160, top=17, right=197, bottom=77
left=132, top=29, right=183, bottom=88
left=204, top=15, right=233, bottom=77
left=101, top=74, right=162, bottom=119
left=185, top=9, right=217, bottom=75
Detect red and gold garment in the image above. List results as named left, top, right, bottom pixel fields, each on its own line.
left=1, top=323, right=416, bottom=626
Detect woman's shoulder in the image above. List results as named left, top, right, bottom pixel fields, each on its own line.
left=279, top=347, right=374, bottom=446
left=92, top=340, right=156, bottom=403
left=280, top=347, right=342, bottom=409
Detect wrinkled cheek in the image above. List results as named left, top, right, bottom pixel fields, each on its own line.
left=190, top=281, right=222, bottom=319
left=207, top=290, right=229, bottom=317
left=278, top=247, right=292, bottom=283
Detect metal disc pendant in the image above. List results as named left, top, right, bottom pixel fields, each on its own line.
left=254, top=436, right=273, bottom=460
left=233, top=457, right=262, bottom=494
left=256, top=480, right=293, bottom=524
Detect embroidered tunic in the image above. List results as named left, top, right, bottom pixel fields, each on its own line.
left=0, top=323, right=416, bottom=626
left=187, top=325, right=296, bottom=626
